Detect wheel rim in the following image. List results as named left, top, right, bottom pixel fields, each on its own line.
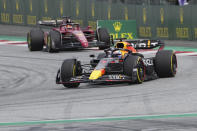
left=27, top=33, right=31, bottom=50
left=171, top=54, right=177, bottom=76
left=47, top=35, right=51, bottom=52
left=72, top=64, right=76, bottom=76
left=136, top=59, right=145, bottom=83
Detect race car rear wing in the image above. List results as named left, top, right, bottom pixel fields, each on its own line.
left=37, top=20, right=62, bottom=27
left=126, top=39, right=165, bottom=50
left=37, top=19, right=80, bottom=27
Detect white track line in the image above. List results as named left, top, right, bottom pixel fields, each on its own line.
left=176, top=52, right=197, bottom=56
left=0, top=41, right=26, bottom=44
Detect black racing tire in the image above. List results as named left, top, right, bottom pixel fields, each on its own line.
left=132, top=53, right=144, bottom=58
left=124, top=55, right=145, bottom=84
left=97, top=53, right=106, bottom=60
left=96, top=28, right=110, bottom=50
left=155, top=50, right=177, bottom=78
left=27, top=29, right=44, bottom=51
left=60, top=59, right=81, bottom=88
left=46, top=30, right=61, bottom=53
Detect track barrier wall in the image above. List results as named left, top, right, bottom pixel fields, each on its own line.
left=0, top=0, right=197, bottom=40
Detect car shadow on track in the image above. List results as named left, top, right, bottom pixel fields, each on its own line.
left=54, top=82, right=142, bottom=90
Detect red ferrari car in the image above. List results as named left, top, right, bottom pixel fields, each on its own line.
left=27, top=17, right=110, bottom=52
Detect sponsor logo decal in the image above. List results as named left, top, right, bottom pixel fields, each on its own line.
left=108, top=75, right=124, bottom=80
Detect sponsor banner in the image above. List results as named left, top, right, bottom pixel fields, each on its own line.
left=97, top=20, right=137, bottom=39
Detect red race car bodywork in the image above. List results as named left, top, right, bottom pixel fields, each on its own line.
left=27, top=18, right=110, bottom=52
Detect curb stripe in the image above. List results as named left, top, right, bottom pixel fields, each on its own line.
left=1, top=113, right=197, bottom=126
left=7, top=42, right=27, bottom=45
left=0, top=40, right=9, bottom=42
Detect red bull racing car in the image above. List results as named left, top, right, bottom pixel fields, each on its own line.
left=27, top=17, right=110, bottom=52
left=56, top=38, right=177, bottom=88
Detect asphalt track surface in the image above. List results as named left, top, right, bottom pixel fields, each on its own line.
left=0, top=24, right=197, bottom=130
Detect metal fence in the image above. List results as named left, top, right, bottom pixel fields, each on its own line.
left=0, top=0, right=197, bottom=40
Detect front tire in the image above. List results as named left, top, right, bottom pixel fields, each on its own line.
left=60, top=59, right=81, bottom=88
left=27, top=29, right=44, bottom=51
left=124, top=55, right=145, bottom=84
left=46, top=30, right=61, bottom=53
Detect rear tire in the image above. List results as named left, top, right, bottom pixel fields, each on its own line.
left=60, top=59, right=81, bottom=88
left=124, top=55, right=145, bottom=84
left=46, top=30, right=61, bottom=53
left=155, top=50, right=177, bottom=78
left=27, top=29, right=44, bottom=51
left=96, top=28, right=110, bottom=50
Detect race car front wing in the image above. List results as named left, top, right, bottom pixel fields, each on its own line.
left=56, top=74, right=133, bottom=84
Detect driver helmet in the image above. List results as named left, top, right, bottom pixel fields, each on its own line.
left=66, top=24, right=72, bottom=29
left=66, top=18, right=72, bottom=23
left=113, top=50, right=122, bottom=58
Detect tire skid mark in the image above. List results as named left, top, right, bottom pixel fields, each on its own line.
left=0, top=69, right=15, bottom=89
left=0, top=86, right=184, bottom=111
left=0, top=67, right=28, bottom=90
left=0, top=64, right=47, bottom=97
left=0, top=55, right=62, bottom=62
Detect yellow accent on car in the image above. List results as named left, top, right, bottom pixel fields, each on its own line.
left=73, top=64, right=76, bottom=76
left=89, top=69, right=105, bottom=80
left=137, top=68, right=143, bottom=83
left=148, top=40, right=150, bottom=48
left=171, top=53, right=175, bottom=75
left=120, top=50, right=128, bottom=57
left=47, top=35, right=50, bottom=47
left=136, top=58, right=143, bottom=83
